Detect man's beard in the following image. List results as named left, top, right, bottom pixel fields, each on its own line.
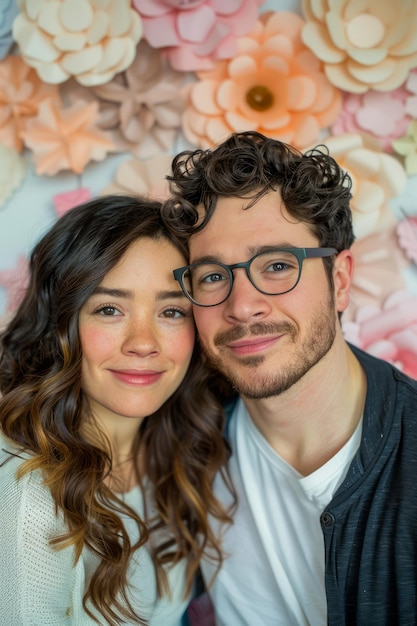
left=199, top=292, right=337, bottom=400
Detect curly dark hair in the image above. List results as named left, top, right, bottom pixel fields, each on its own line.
left=162, top=131, right=355, bottom=282
left=0, top=194, right=234, bottom=625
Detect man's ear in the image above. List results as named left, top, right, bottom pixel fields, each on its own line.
left=333, top=250, right=354, bottom=314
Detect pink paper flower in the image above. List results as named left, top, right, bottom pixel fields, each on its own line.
left=182, top=11, right=342, bottom=150
left=343, top=291, right=417, bottom=380
left=331, top=88, right=412, bottom=152
left=0, top=255, right=29, bottom=313
left=21, top=99, right=115, bottom=176
left=100, top=154, right=172, bottom=201
left=13, top=0, right=142, bottom=86
left=301, top=0, right=417, bottom=94
left=133, top=0, right=265, bottom=72
left=319, top=133, right=406, bottom=239
left=397, top=213, right=417, bottom=265
left=342, top=228, right=409, bottom=323
left=53, top=188, right=91, bottom=217
left=0, top=54, right=59, bottom=151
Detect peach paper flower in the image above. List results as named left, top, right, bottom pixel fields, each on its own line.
left=182, top=11, right=342, bottom=150
left=343, top=228, right=409, bottom=323
left=0, top=54, right=59, bottom=151
left=331, top=87, right=412, bottom=152
left=89, top=41, right=185, bottom=159
left=0, top=143, right=27, bottom=208
left=13, top=0, right=142, bottom=86
left=301, top=0, right=417, bottom=94
left=343, top=291, right=417, bottom=380
left=318, top=133, right=407, bottom=240
left=133, top=0, right=265, bottom=72
left=21, top=99, right=115, bottom=175
left=100, top=154, right=172, bottom=201
left=0, top=255, right=29, bottom=313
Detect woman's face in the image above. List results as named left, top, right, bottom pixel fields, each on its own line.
left=78, top=237, right=194, bottom=428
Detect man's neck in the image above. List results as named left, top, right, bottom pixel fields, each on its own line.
left=242, top=341, right=367, bottom=476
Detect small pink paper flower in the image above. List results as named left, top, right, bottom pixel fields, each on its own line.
left=319, top=133, right=407, bottom=239
left=343, top=291, right=417, bottom=380
left=182, top=11, right=342, bottom=150
left=100, top=154, right=172, bottom=201
left=343, top=228, right=409, bottom=323
left=133, top=0, right=265, bottom=72
left=21, top=99, right=115, bottom=176
left=397, top=213, right=417, bottom=265
left=332, top=88, right=412, bottom=152
left=0, top=54, right=59, bottom=151
left=13, top=0, right=142, bottom=85
left=0, top=255, right=29, bottom=313
left=302, top=0, right=417, bottom=94
left=53, top=188, right=91, bottom=217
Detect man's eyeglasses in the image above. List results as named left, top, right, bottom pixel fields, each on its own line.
left=173, top=247, right=338, bottom=307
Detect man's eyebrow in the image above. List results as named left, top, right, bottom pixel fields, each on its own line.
left=191, top=244, right=296, bottom=264
left=91, top=286, right=188, bottom=301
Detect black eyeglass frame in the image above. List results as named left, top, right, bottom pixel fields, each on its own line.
left=173, top=247, right=339, bottom=307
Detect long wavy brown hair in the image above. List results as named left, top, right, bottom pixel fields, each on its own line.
left=0, top=195, right=235, bottom=625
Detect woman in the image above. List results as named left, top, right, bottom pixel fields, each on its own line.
left=0, top=195, right=233, bottom=625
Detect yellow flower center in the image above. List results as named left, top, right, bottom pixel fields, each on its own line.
left=246, top=85, right=274, bottom=112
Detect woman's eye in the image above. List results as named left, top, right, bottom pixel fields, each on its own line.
left=162, top=308, right=186, bottom=319
left=95, top=305, right=121, bottom=316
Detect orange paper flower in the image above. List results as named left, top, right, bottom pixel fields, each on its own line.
left=0, top=54, right=59, bottom=151
left=21, top=99, right=115, bottom=175
left=13, top=0, right=142, bottom=86
left=182, top=11, right=341, bottom=150
left=302, top=0, right=417, bottom=93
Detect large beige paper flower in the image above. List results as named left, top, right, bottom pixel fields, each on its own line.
left=21, top=99, right=115, bottom=175
left=182, top=11, right=341, bottom=150
left=101, top=154, right=172, bottom=200
left=301, top=0, right=417, bottom=93
left=13, top=0, right=142, bottom=86
left=317, top=133, right=407, bottom=239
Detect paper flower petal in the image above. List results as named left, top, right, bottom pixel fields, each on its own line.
left=13, top=0, right=142, bottom=85
left=393, top=120, right=417, bottom=176
left=21, top=99, right=115, bottom=175
left=52, top=188, right=91, bottom=217
left=182, top=11, right=341, bottom=150
left=0, top=143, right=27, bottom=208
left=100, top=154, right=172, bottom=200
left=302, top=1, right=417, bottom=93
left=397, top=214, right=417, bottom=264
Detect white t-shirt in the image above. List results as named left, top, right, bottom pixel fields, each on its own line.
left=0, top=432, right=189, bottom=625
left=201, top=399, right=362, bottom=626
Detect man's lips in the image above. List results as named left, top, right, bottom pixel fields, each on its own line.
left=226, top=336, right=280, bottom=356
left=109, top=369, right=164, bottom=385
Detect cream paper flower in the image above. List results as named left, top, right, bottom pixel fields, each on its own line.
left=301, top=0, right=417, bottom=93
left=13, top=0, right=142, bottom=86
left=0, top=143, right=27, bottom=207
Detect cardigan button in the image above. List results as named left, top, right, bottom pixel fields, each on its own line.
left=321, top=512, right=335, bottom=527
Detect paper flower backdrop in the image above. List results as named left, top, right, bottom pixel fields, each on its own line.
left=133, top=0, right=265, bottom=72
left=301, top=0, right=417, bottom=93
left=0, top=143, right=27, bottom=208
left=13, top=0, right=142, bottom=86
left=182, top=11, right=342, bottom=150
left=0, top=0, right=19, bottom=60
left=101, top=153, right=172, bottom=199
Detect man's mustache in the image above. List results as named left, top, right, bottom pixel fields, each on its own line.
left=214, top=321, right=295, bottom=347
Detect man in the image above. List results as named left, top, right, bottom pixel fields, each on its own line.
left=162, top=131, right=417, bottom=625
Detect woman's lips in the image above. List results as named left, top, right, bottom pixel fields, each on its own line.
left=109, top=369, right=164, bottom=385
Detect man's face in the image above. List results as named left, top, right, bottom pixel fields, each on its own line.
left=189, top=190, right=345, bottom=399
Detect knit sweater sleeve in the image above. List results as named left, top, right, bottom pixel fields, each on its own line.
left=0, top=452, right=92, bottom=625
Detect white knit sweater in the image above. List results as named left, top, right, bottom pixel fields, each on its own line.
left=0, top=432, right=188, bottom=625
